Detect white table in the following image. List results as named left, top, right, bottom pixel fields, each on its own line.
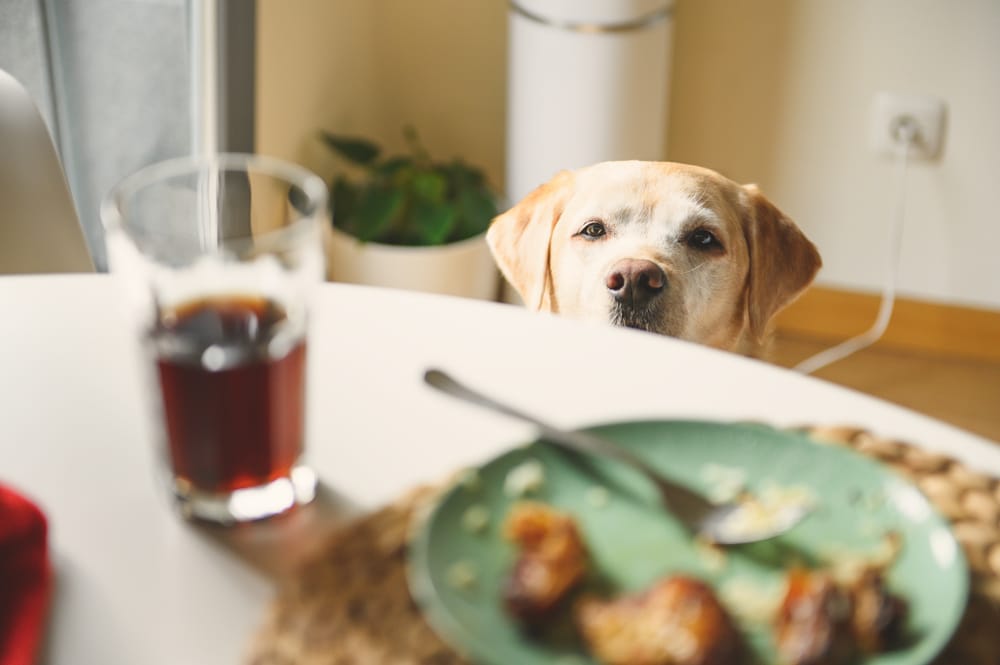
left=2, top=275, right=998, bottom=665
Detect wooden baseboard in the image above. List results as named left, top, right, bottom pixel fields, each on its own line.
left=774, top=286, right=1000, bottom=363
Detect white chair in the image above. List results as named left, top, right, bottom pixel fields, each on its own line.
left=0, top=68, right=93, bottom=273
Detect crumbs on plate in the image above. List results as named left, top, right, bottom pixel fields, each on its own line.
left=462, top=504, right=490, bottom=534
left=504, top=459, right=546, bottom=497
left=446, top=560, right=479, bottom=590
left=586, top=485, right=611, bottom=509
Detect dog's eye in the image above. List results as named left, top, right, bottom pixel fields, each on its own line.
left=578, top=221, right=607, bottom=239
left=687, top=228, right=723, bottom=250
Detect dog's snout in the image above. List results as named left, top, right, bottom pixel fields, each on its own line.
left=606, top=259, right=666, bottom=305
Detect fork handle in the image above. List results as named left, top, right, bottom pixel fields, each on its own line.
left=424, top=369, right=671, bottom=484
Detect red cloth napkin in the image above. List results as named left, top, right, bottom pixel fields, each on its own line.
left=0, top=484, right=51, bottom=665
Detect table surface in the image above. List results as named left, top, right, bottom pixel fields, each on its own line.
left=2, top=275, right=998, bottom=665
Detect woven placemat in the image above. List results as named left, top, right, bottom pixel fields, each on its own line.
left=246, top=427, right=1000, bottom=665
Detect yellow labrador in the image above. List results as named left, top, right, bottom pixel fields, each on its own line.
left=487, top=161, right=821, bottom=355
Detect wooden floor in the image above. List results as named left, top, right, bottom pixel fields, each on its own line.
left=767, top=333, right=1000, bottom=445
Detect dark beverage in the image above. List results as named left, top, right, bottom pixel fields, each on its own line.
left=151, top=295, right=306, bottom=494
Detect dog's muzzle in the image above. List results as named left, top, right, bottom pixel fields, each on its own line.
left=606, top=259, right=667, bottom=332
left=606, top=258, right=666, bottom=307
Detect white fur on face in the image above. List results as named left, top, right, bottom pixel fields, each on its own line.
left=546, top=162, right=751, bottom=346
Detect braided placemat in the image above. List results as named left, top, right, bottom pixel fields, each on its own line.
left=246, top=427, right=1000, bottom=665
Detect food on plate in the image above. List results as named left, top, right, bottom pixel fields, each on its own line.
left=457, top=467, right=482, bottom=491
left=502, top=502, right=747, bottom=664
left=445, top=560, right=478, bottom=590
left=719, top=576, right=784, bottom=623
left=774, top=568, right=855, bottom=665
left=774, top=566, right=908, bottom=665
left=503, top=459, right=546, bottom=497
left=461, top=504, right=490, bottom=533
left=712, top=482, right=816, bottom=543
left=848, top=567, right=908, bottom=653
left=699, top=463, right=748, bottom=504
left=500, top=500, right=909, bottom=665
left=824, top=531, right=902, bottom=586
left=502, top=502, right=588, bottom=620
left=575, top=576, right=746, bottom=665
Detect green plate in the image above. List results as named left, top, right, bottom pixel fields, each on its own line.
left=408, top=420, right=968, bottom=665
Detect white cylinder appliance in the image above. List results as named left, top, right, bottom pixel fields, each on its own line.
left=505, top=0, right=674, bottom=204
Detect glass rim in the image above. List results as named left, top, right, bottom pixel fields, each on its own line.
left=99, top=152, right=329, bottom=246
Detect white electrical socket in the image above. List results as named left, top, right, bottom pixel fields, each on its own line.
left=870, top=92, right=947, bottom=160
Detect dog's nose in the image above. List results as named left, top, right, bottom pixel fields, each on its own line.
left=606, top=259, right=666, bottom=305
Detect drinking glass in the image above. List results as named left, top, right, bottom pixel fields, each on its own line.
left=101, top=153, right=327, bottom=524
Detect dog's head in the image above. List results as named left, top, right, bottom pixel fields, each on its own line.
left=487, top=161, right=821, bottom=351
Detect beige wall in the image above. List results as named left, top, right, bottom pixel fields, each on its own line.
left=258, top=0, right=1000, bottom=309
left=669, top=0, right=1000, bottom=309
left=257, top=1, right=378, bottom=180
left=256, top=0, right=506, bottom=187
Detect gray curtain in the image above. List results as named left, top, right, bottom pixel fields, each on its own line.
left=0, top=0, right=191, bottom=270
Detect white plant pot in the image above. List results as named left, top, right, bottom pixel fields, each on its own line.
left=323, top=225, right=500, bottom=301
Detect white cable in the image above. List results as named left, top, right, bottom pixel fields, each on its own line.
left=794, top=119, right=918, bottom=375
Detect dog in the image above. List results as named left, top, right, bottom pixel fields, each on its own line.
left=487, top=161, right=821, bottom=356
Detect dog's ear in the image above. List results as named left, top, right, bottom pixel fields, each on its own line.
left=487, top=171, right=574, bottom=311
left=741, top=184, right=822, bottom=341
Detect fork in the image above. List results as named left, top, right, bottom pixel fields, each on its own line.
left=423, top=368, right=810, bottom=545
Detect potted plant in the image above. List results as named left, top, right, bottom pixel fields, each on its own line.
left=320, top=126, right=502, bottom=300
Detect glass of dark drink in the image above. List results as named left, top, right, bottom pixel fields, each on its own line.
left=100, top=154, right=327, bottom=524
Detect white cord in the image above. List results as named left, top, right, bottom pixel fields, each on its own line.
left=794, top=119, right=918, bottom=375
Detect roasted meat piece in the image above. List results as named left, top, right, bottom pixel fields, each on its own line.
left=849, top=567, right=908, bottom=653
left=774, top=569, right=855, bottom=665
left=574, top=576, right=745, bottom=665
left=502, top=502, right=588, bottom=620
left=775, top=567, right=908, bottom=665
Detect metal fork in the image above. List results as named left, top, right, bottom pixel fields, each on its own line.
left=423, top=368, right=810, bottom=545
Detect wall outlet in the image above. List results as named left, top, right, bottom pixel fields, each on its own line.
left=870, top=92, right=947, bottom=160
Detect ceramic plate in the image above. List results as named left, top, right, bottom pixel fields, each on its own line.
left=408, top=420, right=967, bottom=665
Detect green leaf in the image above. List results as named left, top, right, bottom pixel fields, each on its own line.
left=402, top=125, right=431, bottom=164
left=453, top=186, right=499, bottom=241
left=330, top=176, right=359, bottom=232
left=443, top=160, right=486, bottom=188
left=375, top=156, right=415, bottom=179
left=354, top=186, right=405, bottom=242
left=411, top=171, right=447, bottom=203
left=410, top=198, right=457, bottom=245
left=321, top=126, right=498, bottom=245
left=320, top=132, right=381, bottom=166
